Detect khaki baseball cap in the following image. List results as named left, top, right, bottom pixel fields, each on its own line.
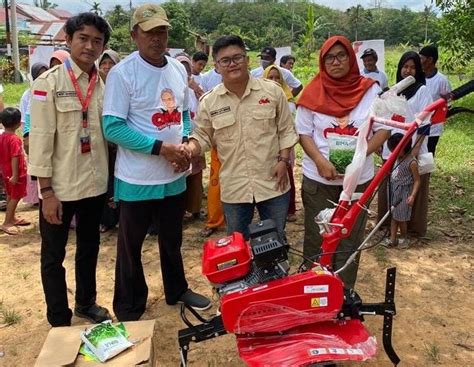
left=131, top=4, right=171, bottom=31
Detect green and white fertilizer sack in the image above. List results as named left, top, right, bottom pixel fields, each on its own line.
left=328, top=133, right=357, bottom=174
left=80, top=321, right=133, bottom=362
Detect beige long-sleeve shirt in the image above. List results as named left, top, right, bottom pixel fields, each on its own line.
left=191, top=77, right=298, bottom=204
left=28, top=59, right=108, bottom=201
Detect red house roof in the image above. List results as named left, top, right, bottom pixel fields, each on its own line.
left=47, top=9, right=73, bottom=20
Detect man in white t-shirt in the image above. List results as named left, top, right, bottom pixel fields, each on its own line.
left=189, top=51, right=207, bottom=99
left=200, top=67, right=222, bottom=92
left=102, top=4, right=211, bottom=322
left=360, top=48, right=388, bottom=91
left=419, top=45, right=452, bottom=155
left=251, top=46, right=303, bottom=97
left=191, top=51, right=208, bottom=86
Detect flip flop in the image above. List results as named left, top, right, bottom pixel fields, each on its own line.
left=0, top=226, right=19, bottom=235
left=14, top=218, right=31, bottom=226
left=200, top=227, right=217, bottom=237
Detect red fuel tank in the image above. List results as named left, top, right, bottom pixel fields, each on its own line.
left=202, top=232, right=252, bottom=284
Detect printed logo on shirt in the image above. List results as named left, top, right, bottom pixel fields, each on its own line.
left=33, top=90, right=47, bottom=101
left=151, top=88, right=182, bottom=130
left=56, top=91, right=78, bottom=98
left=391, top=113, right=406, bottom=123
left=210, top=106, right=231, bottom=117
left=258, top=97, right=270, bottom=105
left=323, top=116, right=358, bottom=138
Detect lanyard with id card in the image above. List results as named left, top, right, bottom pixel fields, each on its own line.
left=64, top=59, right=98, bottom=154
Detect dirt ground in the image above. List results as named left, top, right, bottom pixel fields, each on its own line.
left=0, top=166, right=473, bottom=367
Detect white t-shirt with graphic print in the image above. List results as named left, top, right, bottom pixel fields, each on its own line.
left=103, top=52, right=189, bottom=185
left=296, top=84, right=384, bottom=186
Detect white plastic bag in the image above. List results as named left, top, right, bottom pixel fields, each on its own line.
left=417, top=152, right=435, bottom=175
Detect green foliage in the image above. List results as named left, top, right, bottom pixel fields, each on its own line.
left=33, top=0, right=57, bottom=9
left=162, top=2, right=193, bottom=49
left=2, top=82, right=29, bottom=107
left=436, top=0, right=474, bottom=72
left=104, top=5, right=134, bottom=53
left=430, top=93, right=474, bottom=223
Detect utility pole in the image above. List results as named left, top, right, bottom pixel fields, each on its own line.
left=4, top=0, right=11, bottom=58
left=10, top=0, right=22, bottom=82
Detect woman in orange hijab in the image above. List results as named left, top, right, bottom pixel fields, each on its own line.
left=295, top=35, right=390, bottom=289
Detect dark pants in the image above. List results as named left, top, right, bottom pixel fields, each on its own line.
left=113, top=193, right=188, bottom=321
left=427, top=136, right=440, bottom=156
left=40, top=194, right=106, bottom=327
left=288, top=166, right=296, bottom=215
left=100, top=177, right=119, bottom=228
left=222, top=191, right=290, bottom=241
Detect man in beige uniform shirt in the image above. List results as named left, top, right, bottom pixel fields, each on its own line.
left=187, top=35, right=298, bottom=241
left=29, top=13, right=111, bottom=327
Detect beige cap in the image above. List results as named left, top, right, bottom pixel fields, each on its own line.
left=131, top=4, right=170, bottom=31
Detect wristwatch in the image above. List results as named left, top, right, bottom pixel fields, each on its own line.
left=277, top=156, right=291, bottom=167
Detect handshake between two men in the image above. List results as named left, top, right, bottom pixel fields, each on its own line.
left=159, top=140, right=201, bottom=173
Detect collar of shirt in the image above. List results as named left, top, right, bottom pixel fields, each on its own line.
left=364, top=68, right=379, bottom=74
left=215, top=75, right=262, bottom=97
left=67, top=57, right=97, bottom=80
left=425, top=68, right=438, bottom=79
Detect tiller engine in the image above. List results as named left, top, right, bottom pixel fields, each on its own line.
left=178, top=220, right=399, bottom=366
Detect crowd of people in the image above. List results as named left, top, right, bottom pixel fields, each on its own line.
left=0, top=4, right=451, bottom=327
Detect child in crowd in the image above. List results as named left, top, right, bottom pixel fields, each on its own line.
left=0, top=108, right=28, bottom=235
left=383, top=133, right=420, bottom=248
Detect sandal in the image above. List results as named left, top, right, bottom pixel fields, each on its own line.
left=0, top=225, right=19, bottom=235
left=200, top=227, right=217, bottom=237
left=74, top=303, right=112, bottom=324
left=14, top=218, right=31, bottom=226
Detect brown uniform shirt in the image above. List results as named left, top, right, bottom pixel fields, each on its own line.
left=28, top=59, right=108, bottom=201
left=191, top=76, right=298, bottom=204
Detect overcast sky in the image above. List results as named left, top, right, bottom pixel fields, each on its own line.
left=23, top=0, right=434, bottom=14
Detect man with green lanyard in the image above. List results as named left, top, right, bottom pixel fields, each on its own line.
left=102, top=4, right=211, bottom=321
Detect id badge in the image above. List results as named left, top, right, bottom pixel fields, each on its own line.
left=80, top=135, right=91, bottom=154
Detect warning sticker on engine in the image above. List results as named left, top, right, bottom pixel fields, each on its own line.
left=310, top=297, right=328, bottom=307
left=304, top=285, right=329, bottom=294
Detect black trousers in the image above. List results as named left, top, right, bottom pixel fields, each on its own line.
left=113, top=193, right=189, bottom=321
left=39, top=194, right=106, bottom=327
left=427, top=136, right=440, bottom=156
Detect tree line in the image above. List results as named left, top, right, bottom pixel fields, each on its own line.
left=106, top=1, right=440, bottom=54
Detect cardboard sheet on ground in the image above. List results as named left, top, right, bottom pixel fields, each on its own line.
left=35, top=320, right=155, bottom=367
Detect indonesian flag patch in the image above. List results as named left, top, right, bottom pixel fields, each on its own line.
left=33, top=90, right=47, bottom=101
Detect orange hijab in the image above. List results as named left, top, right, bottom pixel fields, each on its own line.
left=297, top=35, right=376, bottom=118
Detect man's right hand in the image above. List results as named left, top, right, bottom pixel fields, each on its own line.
left=160, top=142, right=191, bottom=171
left=42, top=195, right=63, bottom=225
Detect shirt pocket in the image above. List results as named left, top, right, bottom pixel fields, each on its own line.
left=56, top=98, right=82, bottom=133
left=251, top=106, right=276, bottom=134
left=212, top=114, right=236, bottom=142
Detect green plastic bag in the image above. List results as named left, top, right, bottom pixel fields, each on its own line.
left=80, top=321, right=133, bottom=362
left=327, top=133, right=357, bottom=174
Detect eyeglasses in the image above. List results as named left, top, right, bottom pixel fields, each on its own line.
left=323, top=51, right=349, bottom=65
left=216, top=54, right=246, bottom=67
